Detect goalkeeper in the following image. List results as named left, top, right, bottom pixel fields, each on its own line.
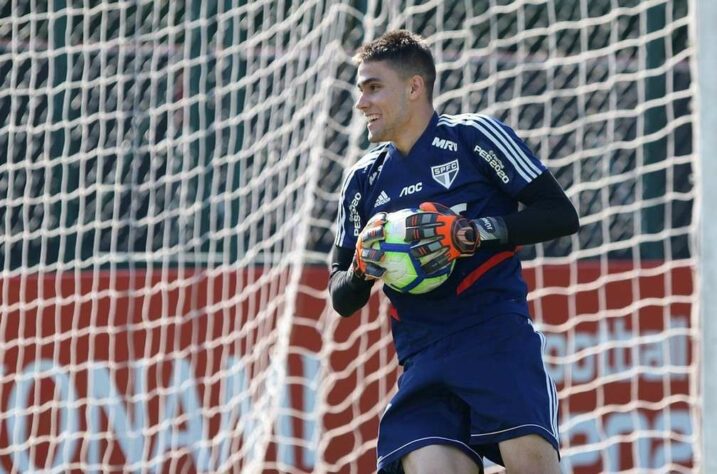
left=330, top=30, right=579, bottom=474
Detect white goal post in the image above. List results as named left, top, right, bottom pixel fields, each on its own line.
left=696, top=0, right=717, bottom=472
left=0, top=0, right=705, bottom=473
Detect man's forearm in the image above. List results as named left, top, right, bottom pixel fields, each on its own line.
left=328, top=268, right=374, bottom=317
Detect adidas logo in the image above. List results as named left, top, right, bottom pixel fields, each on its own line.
left=373, top=190, right=391, bottom=207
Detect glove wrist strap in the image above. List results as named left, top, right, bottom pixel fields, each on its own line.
left=473, top=216, right=509, bottom=249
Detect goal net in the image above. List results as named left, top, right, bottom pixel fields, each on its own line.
left=0, top=0, right=699, bottom=473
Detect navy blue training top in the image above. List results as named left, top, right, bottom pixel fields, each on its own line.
left=334, top=113, right=547, bottom=362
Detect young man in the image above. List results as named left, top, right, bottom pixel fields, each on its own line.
left=330, top=30, right=579, bottom=474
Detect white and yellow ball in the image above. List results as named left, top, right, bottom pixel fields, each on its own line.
left=371, top=208, right=455, bottom=294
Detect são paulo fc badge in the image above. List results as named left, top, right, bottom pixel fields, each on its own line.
left=431, top=159, right=459, bottom=189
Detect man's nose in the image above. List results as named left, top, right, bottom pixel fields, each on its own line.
left=355, top=92, right=368, bottom=110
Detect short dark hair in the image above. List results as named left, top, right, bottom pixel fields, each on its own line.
left=354, top=30, right=436, bottom=101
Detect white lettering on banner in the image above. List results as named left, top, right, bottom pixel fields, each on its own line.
left=86, top=364, right=148, bottom=467
left=542, top=316, right=689, bottom=384
left=6, top=360, right=80, bottom=472
left=480, top=409, right=693, bottom=471
left=562, top=410, right=692, bottom=471
left=0, top=356, right=320, bottom=473
left=149, top=359, right=207, bottom=472
left=0, top=322, right=691, bottom=472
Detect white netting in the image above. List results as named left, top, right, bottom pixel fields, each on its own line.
left=0, top=0, right=698, bottom=473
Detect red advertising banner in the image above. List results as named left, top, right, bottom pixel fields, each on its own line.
left=0, top=262, right=694, bottom=473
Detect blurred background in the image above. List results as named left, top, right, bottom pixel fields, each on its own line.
left=0, top=1, right=702, bottom=473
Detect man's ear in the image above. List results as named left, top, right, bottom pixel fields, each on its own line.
left=408, top=75, right=425, bottom=100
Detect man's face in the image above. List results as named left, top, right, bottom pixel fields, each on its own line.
left=355, top=60, right=411, bottom=143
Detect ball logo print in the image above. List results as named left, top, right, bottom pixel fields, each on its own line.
left=371, top=208, right=455, bottom=294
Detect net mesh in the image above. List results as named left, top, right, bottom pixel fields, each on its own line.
left=0, top=0, right=698, bottom=472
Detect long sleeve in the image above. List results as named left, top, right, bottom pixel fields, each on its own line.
left=502, top=171, right=580, bottom=245
left=328, top=245, right=375, bottom=317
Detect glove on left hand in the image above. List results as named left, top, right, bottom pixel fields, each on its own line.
left=404, top=202, right=480, bottom=263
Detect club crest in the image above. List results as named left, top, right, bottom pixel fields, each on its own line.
left=431, top=159, right=459, bottom=189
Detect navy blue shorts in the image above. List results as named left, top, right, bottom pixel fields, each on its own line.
left=376, top=312, right=559, bottom=473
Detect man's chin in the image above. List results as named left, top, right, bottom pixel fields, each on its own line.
left=367, top=131, right=384, bottom=143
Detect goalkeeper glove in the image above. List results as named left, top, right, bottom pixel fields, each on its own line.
left=351, top=212, right=388, bottom=281
left=405, top=202, right=480, bottom=262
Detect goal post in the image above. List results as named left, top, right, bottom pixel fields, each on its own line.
left=695, top=0, right=717, bottom=471
left=0, top=0, right=703, bottom=473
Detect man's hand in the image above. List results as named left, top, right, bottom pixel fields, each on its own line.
left=351, top=212, right=388, bottom=281
left=405, top=203, right=480, bottom=262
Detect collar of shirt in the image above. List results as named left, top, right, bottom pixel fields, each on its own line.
left=387, top=112, right=440, bottom=159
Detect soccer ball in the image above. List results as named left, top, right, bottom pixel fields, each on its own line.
left=371, top=208, right=455, bottom=294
